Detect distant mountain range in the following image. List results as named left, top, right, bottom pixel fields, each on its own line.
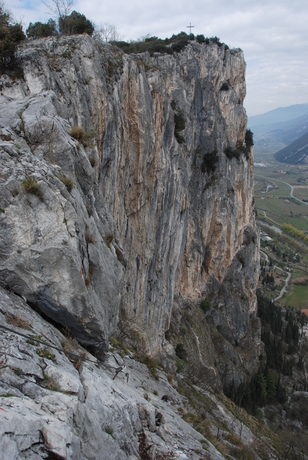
left=248, top=104, right=308, bottom=162
left=274, top=131, right=308, bottom=164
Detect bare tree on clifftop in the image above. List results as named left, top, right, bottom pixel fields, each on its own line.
left=41, top=0, right=74, bottom=21
left=94, top=23, right=122, bottom=42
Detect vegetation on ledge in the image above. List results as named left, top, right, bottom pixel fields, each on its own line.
left=224, top=129, right=254, bottom=161
left=113, top=33, right=229, bottom=56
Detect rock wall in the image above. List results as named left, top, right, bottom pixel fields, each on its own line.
left=0, top=35, right=260, bottom=370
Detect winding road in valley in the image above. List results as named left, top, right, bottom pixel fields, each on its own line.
left=273, top=269, right=292, bottom=302
left=278, top=179, right=308, bottom=205
left=256, top=174, right=308, bottom=303
left=255, top=174, right=308, bottom=205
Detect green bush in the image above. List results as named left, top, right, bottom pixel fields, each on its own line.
left=201, top=149, right=219, bottom=174
left=200, top=299, right=211, bottom=313
left=70, top=126, right=84, bottom=140
left=225, top=139, right=251, bottom=161
left=196, top=34, right=205, bottom=43
left=105, top=426, right=114, bottom=438
left=171, top=39, right=189, bottom=53
left=224, top=145, right=241, bottom=160
left=209, top=36, right=223, bottom=47
left=114, top=32, right=191, bottom=56
left=0, top=6, right=25, bottom=69
left=113, top=32, right=229, bottom=56
left=174, top=110, right=186, bottom=132
left=59, top=11, right=94, bottom=36
left=26, top=19, right=57, bottom=39
left=245, top=129, right=254, bottom=149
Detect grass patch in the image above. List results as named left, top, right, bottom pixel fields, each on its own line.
left=70, top=126, right=93, bottom=148
left=200, top=299, right=211, bottom=313
left=141, top=355, right=160, bottom=380
left=43, top=373, right=60, bottom=392
left=284, top=284, right=308, bottom=309
left=6, top=314, right=30, bottom=329
left=22, top=176, right=42, bottom=198
left=26, top=334, right=42, bottom=346
left=36, top=348, right=56, bottom=362
left=109, top=336, right=129, bottom=355
left=105, top=426, right=115, bottom=438
left=13, top=368, right=23, bottom=376
left=293, top=187, right=308, bottom=201
left=59, top=175, right=73, bottom=193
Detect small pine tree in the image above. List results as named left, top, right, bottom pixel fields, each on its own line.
left=265, top=369, right=276, bottom=402
left=255, top=368, right=267, bottom=406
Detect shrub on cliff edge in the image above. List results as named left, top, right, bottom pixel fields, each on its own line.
left=0, top=4, right=25, bottom=69
left=26, top=19, right=57, bottom=39
left=59, top=11, right=94, bottom=36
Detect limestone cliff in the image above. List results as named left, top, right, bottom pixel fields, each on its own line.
left=0, top=286, right=270, bottom=460
left=0, top=34, right=260, bottom=384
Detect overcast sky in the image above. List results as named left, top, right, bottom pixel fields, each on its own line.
left=9, top=0, right=308, bottom=116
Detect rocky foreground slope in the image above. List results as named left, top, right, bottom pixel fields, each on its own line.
left=0, top=286, right=279, bottom=459
left=0, top=34, right=263, bottom=458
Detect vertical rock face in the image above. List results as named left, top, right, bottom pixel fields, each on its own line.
left=0, top=35, right=260, bottom=374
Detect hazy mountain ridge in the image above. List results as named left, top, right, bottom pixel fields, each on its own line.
left=248, top=104, right=308, bottom=157
left=274, top=130, right=308, bottom=164
left=249, top=103, right=308, bottom=129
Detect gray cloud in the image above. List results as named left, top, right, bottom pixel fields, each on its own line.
left=10, top=0, right=308, bottom=115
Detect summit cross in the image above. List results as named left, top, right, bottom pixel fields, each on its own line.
left=187, top=23, right=195, bottom=34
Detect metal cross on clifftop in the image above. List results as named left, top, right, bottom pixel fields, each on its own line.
left=187, top=23, right=195, bottom=34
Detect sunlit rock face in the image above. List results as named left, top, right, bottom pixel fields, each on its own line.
left=0, top=35, right=260, bottom=371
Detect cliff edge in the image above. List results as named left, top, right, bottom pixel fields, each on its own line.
left=0, top=34, right=260, bottom=388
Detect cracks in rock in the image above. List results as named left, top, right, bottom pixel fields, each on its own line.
left=20, top=437, right=45, bottom=454
left=0, top=321, right=96, bottom=366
